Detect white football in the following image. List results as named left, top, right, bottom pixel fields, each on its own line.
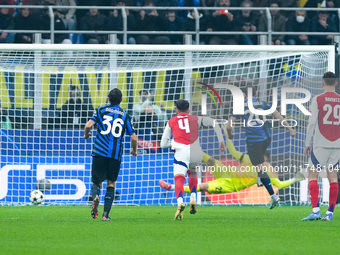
left=29, top=190, right=44, bottom=205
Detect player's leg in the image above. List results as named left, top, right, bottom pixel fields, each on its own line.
left=187, top=146, right=202, bottom=215
left=322, top=149, right=339, bottom=221
left=187, top=170, right=198, bottom=214
left=102, top=158, right=121, bottom=221
left=173, top=152, right=188, bottom=220
left=248, top=139, right=279, bottom=208
left=302, top=148, right=322, bottom=221
left=90, top=182, right=101, bottom=219
left=91, top=156, right=106, bottom=219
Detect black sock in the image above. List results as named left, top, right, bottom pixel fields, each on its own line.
left=103, top=187, right=115, bottom=217
left=91, top=183, right=100, bottom=200
left=258, top=171, right=274, bottom=196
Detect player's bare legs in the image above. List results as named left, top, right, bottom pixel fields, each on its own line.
left=102, top=180, right=116, bottom=221
left=90, top=182, right=101, bottom=219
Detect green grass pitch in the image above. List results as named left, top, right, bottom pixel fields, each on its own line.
left=1, top=205, right=340, bottom=255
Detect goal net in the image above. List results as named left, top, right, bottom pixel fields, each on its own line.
left=0, top=44, right=334, bottom=205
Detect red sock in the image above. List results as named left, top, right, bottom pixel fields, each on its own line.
left=309, top=180, right=319, bottom=208
left=187, top=170, right=198, bottom=193
left=328, top=182, right=338, bottom=212
left=174, top=175, right=185, bottom=199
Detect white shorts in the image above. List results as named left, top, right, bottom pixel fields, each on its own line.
left=308, top=147, right=340, bottom=170
left=172, top=140, right=203, bottom=176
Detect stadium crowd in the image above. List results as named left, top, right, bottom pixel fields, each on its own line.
left=0, top=0, right=339, bottom=45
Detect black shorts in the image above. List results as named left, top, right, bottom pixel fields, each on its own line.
left=92, top=156, right=121, bottom=184
left=247, top=138, right=271, bottom=166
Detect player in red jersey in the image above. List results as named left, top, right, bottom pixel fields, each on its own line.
left=302, top=71, right=340, bottom=221
left=160, top=99, right=225, bottom=220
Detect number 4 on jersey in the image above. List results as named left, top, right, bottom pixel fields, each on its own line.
left=178, top=118, right=190, bottom=133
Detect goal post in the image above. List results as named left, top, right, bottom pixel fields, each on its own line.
left=0, top=44, right=335, bottom=205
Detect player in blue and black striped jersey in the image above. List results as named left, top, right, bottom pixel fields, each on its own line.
left=226, top=86, right=296, bottom=209
left=84, top=88, right=137, bottom=221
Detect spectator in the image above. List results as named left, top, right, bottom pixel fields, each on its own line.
left=310, top=10, right=337, bottom=45
left=133, top=89, right=167, bottom=139
left=38, top=7, right=72, bottom=44
left=14, top=8, right=38, bottom=43
left=22, top=0, right=48, bottom=18
left=79, top=7, right=107, bottom=44
left=285, top=10, right=310, bottom=45
left=258, top=1, right=286, bottom=45
left=135, top=0, right=170, bottom=44
left=0, top=2, right=14, bottom=43
left=181, top=10, right=210, bottom=44
left=59, top=86, right=91, bottom=129
left=53, top=0, right=77, bottom=31
left=164, top=10, right=183, bottom=44
left=107, top=0, right=136, bottom=44
left=326, top=0, right=340, bottom=7
left=252, top=0, right=269, bottom=19
left=177, top=0, right=200, bottom=18
left=325, top=0, right=339, bottom=31
left=0, top=0, right=30, bottom=15
left=235, top=0, right=258, bottom=45
left=76, top=0, right=115, bottom=20
left=209, top=0, right=238, bottom=45
left=201, top=0, right=218, bottom=16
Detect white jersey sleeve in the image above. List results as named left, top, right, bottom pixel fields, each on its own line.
left=305, top=96, right=318, bottom=147
left=160, top=123, right=172, bottom=149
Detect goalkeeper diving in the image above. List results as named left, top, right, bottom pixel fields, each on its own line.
left=159, top=124, right=305, bottom=204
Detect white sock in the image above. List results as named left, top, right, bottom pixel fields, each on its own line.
left=190, top=192, right=196, bottom=201
left=170, top=185, right=175, bottom=190
left=326, top=210, right=333, bottom=215
left=313, top=207, right=320, bottom=213
left=177, top=197, right=183, bottom=206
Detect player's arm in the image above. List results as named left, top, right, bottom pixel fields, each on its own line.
left=126, top=114, right=138, bottom=157
left=130, top=133, right=138, bottom=156
left=272, top=110, right=296, bottom=136
left=226, top=116, right=237, bottom=140
left=84, top=120, right=95, bottom=139
left=305, top=97, right=318, bottom=157
left=84, top=108, right=98, bottom=139
left=160, top=123, right=172, bottom=149
left=199, top=116, right=226, bottom=153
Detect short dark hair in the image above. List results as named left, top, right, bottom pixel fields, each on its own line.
left=241, top=85, right=257, bottom=96
left=323, top=71, right=337, bottom=86
left=108, top=88, right=122, bottom=105
left=176, top=99, right=189, bottom=112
